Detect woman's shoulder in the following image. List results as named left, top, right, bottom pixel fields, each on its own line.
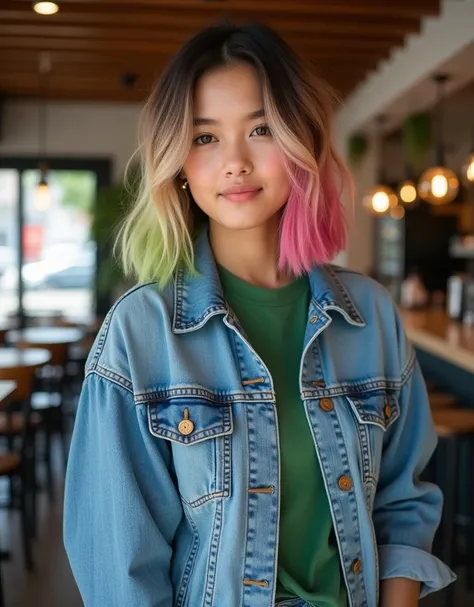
left=85, top=281, right=175, bottom=382
left=326, top=264, right=396, bottom=309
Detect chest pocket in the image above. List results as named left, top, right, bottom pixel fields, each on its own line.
left=147, top=399, right=233, bottom=508
left=346, top=391, right=400, bottom=501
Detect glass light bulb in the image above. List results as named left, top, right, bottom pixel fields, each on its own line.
left=417, top=166, right=459, bottom=205
left=399, top=183, right=417, bottom=204
left=467, top=160, right=474, bottom=183
left=431, top=174, right=448, bottom=198
left=363, top=184, right=397, bottom=215
left=35, top=183, right=52, bottom=211
left=33, top=2, right=59, bottom=15
left=372, top=191, right=390, bottom=213
left=390, top=205, right=405, bottom=220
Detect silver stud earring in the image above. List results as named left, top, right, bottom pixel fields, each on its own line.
left=182, top=180, right=188, bottom=190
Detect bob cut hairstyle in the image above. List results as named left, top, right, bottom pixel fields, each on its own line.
left=118, top=22, right=351, bottom=288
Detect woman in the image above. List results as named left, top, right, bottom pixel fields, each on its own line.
left=64, top=23, right=455, bottom=607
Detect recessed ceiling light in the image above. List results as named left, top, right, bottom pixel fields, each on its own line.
left=33, top=2, right=59, bottom=15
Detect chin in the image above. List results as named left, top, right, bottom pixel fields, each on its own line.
left=214, top=214, right=277, bottom=232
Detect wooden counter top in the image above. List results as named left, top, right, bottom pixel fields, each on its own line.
left=401, top=308, right=474, bottom=374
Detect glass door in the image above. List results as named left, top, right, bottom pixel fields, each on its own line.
left=0, top=169, right=20, bottom=322
left=21, top=169, right=97, bottom=321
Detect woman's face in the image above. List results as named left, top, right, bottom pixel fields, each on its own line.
left=182, top=62, right=291, bottom=232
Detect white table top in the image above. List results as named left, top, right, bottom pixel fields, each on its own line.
left=0, top=380, right=17, bottom=404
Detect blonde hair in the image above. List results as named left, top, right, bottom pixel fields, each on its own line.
left=118, top=23, right=351, bottom=288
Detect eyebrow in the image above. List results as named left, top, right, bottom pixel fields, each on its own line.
left=193, top=108, right=265, bottom=126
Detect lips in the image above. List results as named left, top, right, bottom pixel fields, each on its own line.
left=220, top=185, right=262, bottom=202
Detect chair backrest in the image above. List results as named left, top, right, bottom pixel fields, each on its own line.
left=16, top=341, right=69, bottom=366
left=0, top=365, right=37, bottom=405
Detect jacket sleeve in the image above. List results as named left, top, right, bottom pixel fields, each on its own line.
left=64, top=372, right=183, bottom=607
left=373, top=313, right=456, bottom=597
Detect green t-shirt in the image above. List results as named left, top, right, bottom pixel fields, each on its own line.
left=218, top=265, right=346, bottom=607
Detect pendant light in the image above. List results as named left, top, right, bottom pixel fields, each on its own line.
left=398, top=164, right=418, bottom=207
left=417, top=74, right=459, bottom=205
left=35, top=53, right=52, bottom=211
left=363, top=115, right=398, bottom=215
left=462, top=130, right=474, bottom=186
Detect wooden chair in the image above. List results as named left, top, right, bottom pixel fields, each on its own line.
left=428, top=392, right=457, bottom=411
left=0, top=365, right=37, bottom=572
left=16, top=340, right=70, bottom=501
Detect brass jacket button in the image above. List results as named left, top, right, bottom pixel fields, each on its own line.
left=352, top=559, right=362, bottom=574
left=338, top=475, right=353, bottom=491
left=384, top=403, right=392, bottom=419
left=178, top=408, right=194, bottom=436
left=320, top=398, right=334, bottom=412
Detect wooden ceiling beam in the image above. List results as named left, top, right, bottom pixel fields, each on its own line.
left=0, top=37, right=387, bottom=68
left=0, top=9, right=422, bottom=37
left=4, top=0, right=441, bottom=19
left=0, top=23, right=405, bottom=52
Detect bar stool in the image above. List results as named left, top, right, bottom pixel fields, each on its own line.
left=431, top=408, right=474, bottom=607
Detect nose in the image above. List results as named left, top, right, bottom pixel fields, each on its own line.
left=222, top=141, right=253, bottom=177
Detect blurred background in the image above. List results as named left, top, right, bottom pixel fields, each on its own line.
left=1, top=1, right=474, bottom=606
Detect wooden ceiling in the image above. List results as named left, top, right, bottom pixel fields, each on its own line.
left=0, top=0, right=441, bottom=103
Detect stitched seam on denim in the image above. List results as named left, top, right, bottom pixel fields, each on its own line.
left=323, top=264, right=365, bottom=324
left=173, top=268, right=184, bottom=333
left=85, top=368, right=134, bottom=395
left=400, top=348, right=416, bottom=387
left=184, top=490, right=230, bottom=509
left=94, top=363, right=133, bottom=391
left=204, top=498, right=224, bottom=606
left=174, top=306, right=226, bottom=333
left=136, top=389, right=274, bottom=404
left=175, top=503, right=200, bottom=607
left=148, top=402, right=233, bottom=444
left=302, top=379, right=402, bottom=399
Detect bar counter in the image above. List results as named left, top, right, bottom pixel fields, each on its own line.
left=401, top=308, right=474, bottom=374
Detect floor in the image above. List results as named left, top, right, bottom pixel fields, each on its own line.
left=0, top=443, right=472, bottom=607
left=0, top=454, right=82, bottom=607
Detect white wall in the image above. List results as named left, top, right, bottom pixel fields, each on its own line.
left=0, top=100, right=142, bottom=181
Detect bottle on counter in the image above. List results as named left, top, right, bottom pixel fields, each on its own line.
left=462, top=276, right=474, bottom=326
left=446, top=273, right=466, bottom=321
left=400, top=268, right=429, bottom=309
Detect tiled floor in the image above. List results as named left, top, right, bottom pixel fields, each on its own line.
left=0, top=440, right=472, bottom=607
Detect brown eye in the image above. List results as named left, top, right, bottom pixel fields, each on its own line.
left=252, top=125, right=271, bottom=137
left=194, top=134, right=215, bottom=145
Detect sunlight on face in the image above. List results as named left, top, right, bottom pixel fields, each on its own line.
left=183, top=62, right=291, bottom=232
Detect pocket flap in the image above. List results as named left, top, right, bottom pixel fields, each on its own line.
left=148, top=400, right=233, bottom=445
left=346, top=392, right=400, bottom=431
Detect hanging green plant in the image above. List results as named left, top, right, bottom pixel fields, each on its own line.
left=402, top=112, right=432, bottom=170
left=347, top=133, right=368, bottom=166
left=91, top=163, right=141, bottom=296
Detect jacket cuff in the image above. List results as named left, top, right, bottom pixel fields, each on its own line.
left=378, top=544, right=456, bottom=598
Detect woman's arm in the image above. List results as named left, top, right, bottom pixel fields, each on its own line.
left=64, top=373, right=182, bottom=607
left=380, top=578, right=420, bottom=607
left=372, top=306, right=456, bottom=599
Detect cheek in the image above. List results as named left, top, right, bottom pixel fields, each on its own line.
left=183, top=151, right=216, bottom=188
left=259, top=148, right=291, bottom=190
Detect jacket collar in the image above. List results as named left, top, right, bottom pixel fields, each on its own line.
left=172, top=228, right=365, bottom=333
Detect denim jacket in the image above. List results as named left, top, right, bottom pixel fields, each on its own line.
left=64, top=229, right=456, bottom=607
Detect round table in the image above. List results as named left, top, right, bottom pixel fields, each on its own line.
left=6, top=327, right=84, bottom=346
left=0, top=347, right=52, bottom=370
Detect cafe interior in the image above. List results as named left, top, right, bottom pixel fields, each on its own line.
left=1, top=0, right=474, bottom=605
